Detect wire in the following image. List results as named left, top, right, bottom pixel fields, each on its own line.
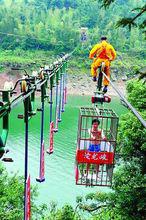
left=0, top=31, right=50, bottom=43
left=102, top=71, right=146, bottom=128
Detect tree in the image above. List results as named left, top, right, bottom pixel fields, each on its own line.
left=0, top=0, right=145, bottom=52
left=98, top=0, right=146, bottom=34
left=126, top=79, right=146, bottom=111
left=0, top=164, right=24, bottom=219
left=0, top=164, right=48, bottom=220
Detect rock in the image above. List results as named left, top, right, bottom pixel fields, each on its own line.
left=4, top=81, right=14, bottom=90
left=113, top=69, right=118, bottom=73
left=122, top=75, right=128, bottom=81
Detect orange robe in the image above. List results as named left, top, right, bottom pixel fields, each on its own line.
left=89, top=40, right=116, bottom=86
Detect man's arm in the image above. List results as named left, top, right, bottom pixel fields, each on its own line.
left=110, top=46, right=116, bottom=61
left=89, top=44, right=100, bottom=59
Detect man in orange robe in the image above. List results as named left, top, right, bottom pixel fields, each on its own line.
left=89, top=36, right=116, bottom=93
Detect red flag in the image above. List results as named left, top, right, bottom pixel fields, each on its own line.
left=25, top=175, right=31, bottom=220
left=47, top=121, right=54, bottom=154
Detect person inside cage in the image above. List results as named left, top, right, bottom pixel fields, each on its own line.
left=79, top=118, right=112, bottom=152
left=88, top=118, right=103, bottom=152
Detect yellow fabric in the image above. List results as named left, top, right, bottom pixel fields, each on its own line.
left=91, top=58, right=110, bottom=86
left=89, top=40, right=116, bottom=86
left=89, top=40, right=116, bottom=60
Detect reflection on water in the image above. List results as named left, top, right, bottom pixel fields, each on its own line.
left=3, top=95, right=127, bottom=207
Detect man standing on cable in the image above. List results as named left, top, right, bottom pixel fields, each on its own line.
left=89, top=36, right=116, bottom=93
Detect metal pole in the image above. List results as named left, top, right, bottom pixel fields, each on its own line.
left=50, top=88, right=53, bottom=123
left=41, top=101, right=44, bottom=145
left=58, top=74, right=62, bottom=122
left=61, top=74, right=65, bottom=112
left=36, top=82, right=45, bottom=182
left=64, top=73, right=67, bottom=104
left=38, top=101, right=45, bottom=181
left=102, top=71, right=146, bottom=128
left=54, top=83, right=59, bottom=131
left=24, top=98, right=29, bottom=220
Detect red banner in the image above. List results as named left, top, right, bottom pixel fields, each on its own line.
left=47, top=121, right=54, bottom=154
left=25, top=175, right=31, bottom=220
left=76, top=149, right=114, bottom=164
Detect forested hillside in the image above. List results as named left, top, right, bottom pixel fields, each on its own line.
left=0, top=0, right=145, bottom=53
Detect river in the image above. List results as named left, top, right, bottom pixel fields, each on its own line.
left=3, top=95, right=127, bottom=207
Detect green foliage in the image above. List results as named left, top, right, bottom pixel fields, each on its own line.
left=0, top=163, right=49, bottom=220
left=99, top=0, right=146, bottom=34
left=39, top=201, right=81, bottom=220
left=0, top=164, right=24, bottom=220
left=111, top=159, right=146, bottom=220
left=0, top=49, right=55, bottom=73
left=116, top=18, right=137, bottom=29
left=126, top=79, right=146, bottom=110
left=98, top=0, right=115, bottom=8
left=0, top=0, right=145, bottom=54
left=59, top=205, right=75, bottom=220
left=113, top=80, right=146, bottom=218
left=118, top=112, right=146, bottom=159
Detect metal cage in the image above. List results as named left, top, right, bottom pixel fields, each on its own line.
left=75, top=107, right=119, bottom=187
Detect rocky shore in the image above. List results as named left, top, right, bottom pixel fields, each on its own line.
left=67, top=73, right=127, bottom=97
left=0, top=72, right=127, bottom=97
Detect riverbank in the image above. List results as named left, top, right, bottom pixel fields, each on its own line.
left=0, top=72, right=127, bottom=97
left=67, top=73, right=127, bottom=96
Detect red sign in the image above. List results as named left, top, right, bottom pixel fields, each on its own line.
left=25, top=175, right=31, bottom=220
left=76, top=149, right=114, bottom=164
left=47, top=121, right=54, bottom=154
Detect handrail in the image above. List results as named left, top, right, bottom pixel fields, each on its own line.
left=0, top=53, right=70, bottom=156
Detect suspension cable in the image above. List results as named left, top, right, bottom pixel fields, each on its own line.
left=102, top=71, right=146, bottom=128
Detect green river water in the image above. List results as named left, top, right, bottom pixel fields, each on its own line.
left=3, top=95, right=127, bottom=207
